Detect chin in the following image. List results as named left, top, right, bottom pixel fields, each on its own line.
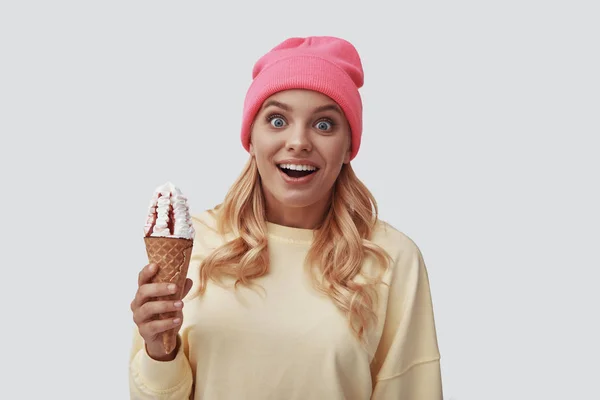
left=276, top=193, right=318, bottom=209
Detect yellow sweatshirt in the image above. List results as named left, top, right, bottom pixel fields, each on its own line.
left=129, top=211, right=442, bottom=399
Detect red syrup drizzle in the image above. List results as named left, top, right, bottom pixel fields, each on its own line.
left=167, top=192, right=175, bottom=236
left=147, top=196, right=158, bottom=237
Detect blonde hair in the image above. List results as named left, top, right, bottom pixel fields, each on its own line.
left=198, top=157, right=391, bottom=341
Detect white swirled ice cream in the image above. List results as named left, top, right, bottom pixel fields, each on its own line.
left=142, top=182, right=195, bottom=354
left=144, top=182, right=195, bottom=239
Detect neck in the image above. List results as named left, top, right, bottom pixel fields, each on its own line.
left=265, top=194, right=331, bottom=230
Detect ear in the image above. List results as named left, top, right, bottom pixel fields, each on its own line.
left=343, top=142, right=351, bottom=164
left=249, top=122, right=256, bottom=156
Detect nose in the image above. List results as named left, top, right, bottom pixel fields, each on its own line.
left=285, top=124, right=312, bottom=153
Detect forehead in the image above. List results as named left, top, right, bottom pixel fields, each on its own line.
left=263, top=89, right=338, bottom=109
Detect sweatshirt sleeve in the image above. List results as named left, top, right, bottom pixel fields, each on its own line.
left=370, top=235, right=443, bottom=400
left=128, top=211, right=220, bottom=399
left=128, top=329, right=193, bottom=400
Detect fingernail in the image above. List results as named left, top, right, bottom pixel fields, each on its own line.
left=168, top=284, right=177, bottom=292
left=173, top=318, right=181, bottom=324
left=149, top=264, right=156, bottom=271
left=174, top=301, right=183, bottom=308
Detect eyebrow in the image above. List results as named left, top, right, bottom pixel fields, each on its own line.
left=261, top=100, right=343, bottom=116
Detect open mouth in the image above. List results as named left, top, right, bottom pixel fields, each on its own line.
left=278, top=163, right=319, bottom=178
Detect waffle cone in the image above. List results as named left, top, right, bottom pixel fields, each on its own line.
left=144, top=236, right=194, bottom=354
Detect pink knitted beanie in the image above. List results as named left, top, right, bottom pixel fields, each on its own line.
left=240, top=36, right=364, bottom=161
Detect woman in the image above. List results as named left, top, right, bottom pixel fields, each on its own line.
left=129, top=36, right=442, bottom=399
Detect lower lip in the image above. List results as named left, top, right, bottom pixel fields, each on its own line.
left=278, top=168, right=319, bottom=185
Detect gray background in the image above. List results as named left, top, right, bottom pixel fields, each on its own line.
left=1, top=1, right=598, bottom=399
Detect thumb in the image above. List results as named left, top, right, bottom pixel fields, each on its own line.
left=182, top=278, right=193, bottom=298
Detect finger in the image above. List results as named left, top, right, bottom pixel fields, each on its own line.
left=182, top=278, right=193, bottom=298
left=139, top=317, right=183, bottom=338
left=135, top=299, right=184, bottom=324
left=132, top=282, right=178, bottom=310
left=138, top=263, right=158, bottom=286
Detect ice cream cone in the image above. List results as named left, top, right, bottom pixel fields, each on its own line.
left=144, top=236, right=194, bottom=354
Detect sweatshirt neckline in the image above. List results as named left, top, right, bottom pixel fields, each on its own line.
left=266, top=221, right=315, bottom=243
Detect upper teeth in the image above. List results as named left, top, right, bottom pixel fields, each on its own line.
left=279, top=164, right=317, bottom=171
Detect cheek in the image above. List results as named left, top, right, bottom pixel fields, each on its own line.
left=252, top=133, right=278, bottom=156
left=252, top=141, right=277, bottom=175
left=325, top=140, right=350, bottom=165
left=254, top=152, right=269, bottom=173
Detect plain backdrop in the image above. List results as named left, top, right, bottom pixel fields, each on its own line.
left=1, top=1, right=598, bottom=399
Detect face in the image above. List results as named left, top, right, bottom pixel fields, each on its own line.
left=249, top=89, right=351, bottom=218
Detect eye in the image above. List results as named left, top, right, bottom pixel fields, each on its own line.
left=315, top=119, right=334, bottom=132
left=267, top=114, right=287, bottom=128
